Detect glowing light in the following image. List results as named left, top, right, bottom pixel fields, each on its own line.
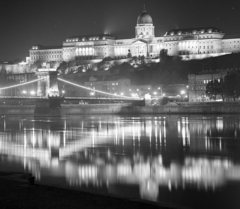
left=131, top=93, right=139, bottom=98
left=153, top=92, right=157, bottom=95
left=62, top=90, right=65, bottom=94
left=30, top=91, right=35, bottom=95
left=0, top=78, right=44, bottom=91
left=162, top=93, right=165, bottom=96
left=145, top=94, right=151, bottom=99
left=58, top=78, right=137, bottom=99
left=120, top=92, right=124, bottom=96
left=181, top=90, right=185, bottom=95
left=22, top=90, right=27, bottom=94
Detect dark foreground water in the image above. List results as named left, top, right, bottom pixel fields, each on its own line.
left=0, top=114, right=240, bottom=209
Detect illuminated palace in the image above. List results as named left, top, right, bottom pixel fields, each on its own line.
left=29, top=8, right=240, bottom=63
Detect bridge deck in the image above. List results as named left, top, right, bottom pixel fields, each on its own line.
left=0, top=96, right=143, bottom=102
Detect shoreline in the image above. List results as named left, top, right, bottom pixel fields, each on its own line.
left=0, top=171, right=181, bottom=209
left=0, top=103, right=240, bottom=115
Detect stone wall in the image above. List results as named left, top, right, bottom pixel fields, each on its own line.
left=1, top=103, right=240, bottom=116
left=0, top=105, right=35, bottom=115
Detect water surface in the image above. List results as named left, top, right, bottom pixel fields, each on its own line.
left=0, top=114, right=240, bottom=209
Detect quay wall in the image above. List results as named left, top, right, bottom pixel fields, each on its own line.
left=61, top=104, right=240, bottom=115
left=0, top=105, right=35, bottom=115
left=0, top=104, right=240, bottom=115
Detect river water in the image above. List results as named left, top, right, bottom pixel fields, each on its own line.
left=0, top=114, right=240, bottom=209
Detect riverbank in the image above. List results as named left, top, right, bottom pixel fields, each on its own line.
left=0, top=102, right=240, bottom=115
left=0, top=172, right=179, bottom=209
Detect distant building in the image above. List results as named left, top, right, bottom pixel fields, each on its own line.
left=187, top=69, right=240, bottom=102
left=84, top=77, right=131, bottom=97
left=29, top=8, right=240, bottom=64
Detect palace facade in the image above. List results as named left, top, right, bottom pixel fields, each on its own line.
left=29, top=8, right=240, bottom=64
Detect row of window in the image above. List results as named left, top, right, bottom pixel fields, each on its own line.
left=165, top=35, right=217, bottom=41
left=196, top=79, right=221, bottom=84
left=31, top=55, right=62, bottom=59
left=223, top=41, right=240, bottom=44
left=31, top=51, right=61, bottom=55
left=66, top=37, right=106, bottom=42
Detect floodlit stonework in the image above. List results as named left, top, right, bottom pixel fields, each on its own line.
left=29, top=8, right=240, bottom=64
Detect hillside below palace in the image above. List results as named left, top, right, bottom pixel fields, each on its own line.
left=29, top=8, right=240, bottom=64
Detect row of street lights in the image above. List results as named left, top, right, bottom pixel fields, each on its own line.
left=22, top=90, right=36, bottom=96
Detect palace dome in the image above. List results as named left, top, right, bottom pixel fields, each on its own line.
left=137, top=11, right=153, bottom=25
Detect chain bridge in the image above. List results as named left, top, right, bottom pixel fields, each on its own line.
left=0, top=68, right=145, bottom=107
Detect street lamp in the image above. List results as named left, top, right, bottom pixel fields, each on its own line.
left=180, top=90, right=185, bottom=102
left=30, top=90, right=35, bottom=96
left=158, top=87, right=162, bottom=97
left=181, top=90, right=185, bottom=95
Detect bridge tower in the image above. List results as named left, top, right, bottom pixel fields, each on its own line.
left=36, top=68, right=59, bottom=97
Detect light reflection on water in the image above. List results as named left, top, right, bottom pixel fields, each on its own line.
left=0, top=115, right=240, bottom=208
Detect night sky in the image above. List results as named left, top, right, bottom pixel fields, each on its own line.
left=0, top=0, right=240, bottom=61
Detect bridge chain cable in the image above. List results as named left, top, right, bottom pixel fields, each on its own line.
left=58, top=77, right=140, bottom=99
left=0, top=78, right=45, bottom=91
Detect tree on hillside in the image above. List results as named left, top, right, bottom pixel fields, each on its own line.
left=119, top=62, right=133, bottom=77
left=57, top=61, right=68, bottom=74
left=206, top=79, right=224, bottom=101
left=29, top=60, right=42, bottom=71
left=223, top=72, right=240, bottom=101
left=159, top=49, right=169, bottom=63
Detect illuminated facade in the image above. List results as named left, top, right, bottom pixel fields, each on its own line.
left=29, top=9, right=240, bottom=63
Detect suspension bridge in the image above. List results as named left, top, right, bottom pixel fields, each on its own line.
left=0, top=68, right=145, bottom=107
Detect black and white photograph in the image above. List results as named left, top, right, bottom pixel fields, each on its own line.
left=0, top=0, right=240, bottom=208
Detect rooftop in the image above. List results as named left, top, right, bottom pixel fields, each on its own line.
left=223, top=34, right=240, bottom=39
left=165, top=27, right=223, bottom=36
left=66, top=34, right=116, bottom=42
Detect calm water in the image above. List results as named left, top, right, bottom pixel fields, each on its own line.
left=0, top=114, right=240, bottom=209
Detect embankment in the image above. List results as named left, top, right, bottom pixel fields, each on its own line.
left=0, top=103, right=240, bottom=115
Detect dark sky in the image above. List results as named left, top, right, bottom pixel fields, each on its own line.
left=0, top=0, right=240, bottom=61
